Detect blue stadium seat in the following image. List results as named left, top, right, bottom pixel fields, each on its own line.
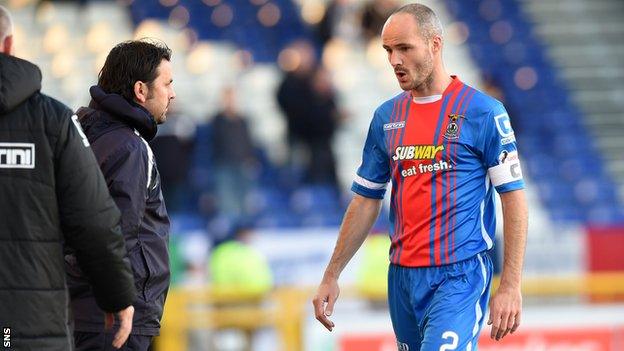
left=444, top=0, right=623, bottom=224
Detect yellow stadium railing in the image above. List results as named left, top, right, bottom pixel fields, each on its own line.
left=156, top=287, right=310, bottom=351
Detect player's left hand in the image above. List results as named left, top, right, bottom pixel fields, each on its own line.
left=312, top=278, right=340, bottom=332
left=487, top=285, right=522, bottom=341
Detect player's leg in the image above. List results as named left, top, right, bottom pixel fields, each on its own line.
left=419, top=253, right=493, bottom=351
left=388, top=264, right=423, bottom=350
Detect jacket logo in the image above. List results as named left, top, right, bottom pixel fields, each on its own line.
left=0, top=143, right=35, bottom=169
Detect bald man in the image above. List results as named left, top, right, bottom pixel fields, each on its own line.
left=0, top=5, right=135, bottom=350
left=0, top=6, right=13, bottom=54
left=313, top=3, right=528, bottom=350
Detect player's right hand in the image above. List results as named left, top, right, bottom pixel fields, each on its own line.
left=313, top=278, right=340, bottom=332
left=104, top=305, right=134, bottom=349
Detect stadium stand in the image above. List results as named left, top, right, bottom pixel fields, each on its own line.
left=6, top=0, right=624, bottom=350
left=446, top=0, right=624, bottom=224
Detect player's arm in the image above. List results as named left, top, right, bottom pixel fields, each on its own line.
left=314, top=108, right=389, bottom=331
left=313, top=194, right=382, bottom=331
left=488, top=189, right=528, bottom=341
left=479, top=104, right=529, bottom=341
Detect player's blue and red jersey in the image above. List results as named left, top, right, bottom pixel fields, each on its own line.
left=352, top=76, right=524, bottom=267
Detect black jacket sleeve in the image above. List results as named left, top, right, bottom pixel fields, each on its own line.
left=55, top=112, right=136, bottom=313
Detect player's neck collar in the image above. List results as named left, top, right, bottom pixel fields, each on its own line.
left=410, top=76, right=460, bottom=104
left=412, top=95, right=442, bottom=104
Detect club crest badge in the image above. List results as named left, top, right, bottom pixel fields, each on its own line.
left=444, top=114, right=464, bottom=140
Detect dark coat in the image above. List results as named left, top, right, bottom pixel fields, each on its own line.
left=0, top=54, right=135, bottom=350
left=66, top=86, right=171, bottom=336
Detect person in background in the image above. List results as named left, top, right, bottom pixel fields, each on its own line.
left=151, top=106, right=195, bottom=212
left=211, top=87, right=257, bottom=219
left=361, top=0, right=399, bottom=42
left=316, top=0, right=352, bottom=46
left=67, top=39, right=175, bottom=351
left=276, top=40, right=342, bottom=188
left=0, top=5, right=134, bottom=350
left=210, top=224, right=273, bottom=296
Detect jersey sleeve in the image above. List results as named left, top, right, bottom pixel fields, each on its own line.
left=351, top=111, right=391, bottom=199
left=481, top=103, right=525, bottom=193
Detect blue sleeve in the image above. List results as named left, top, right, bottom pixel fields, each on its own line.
left=351, top=111, right=391, bottom=199
left=480, top=103, right=525, bottom=193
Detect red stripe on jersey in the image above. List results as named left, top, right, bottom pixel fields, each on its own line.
left=396, top=78, right=463, bottom=266
left=450, top=88, right=476, bottom=262
left=387, top=94, right=402, bottom=263
left=443, top=85, right=471, bottom=264
left=394, top=96, right=411, bottom=264
left=390, top=94, right=409, bottom=264
left=431, top=84, right=463, bottom=265
left=388, top=96, right=399, bottom=263
left=396, top=101, right=439, bottom=266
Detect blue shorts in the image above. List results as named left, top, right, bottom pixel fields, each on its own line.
left=388, top=252, right=493, bottom=351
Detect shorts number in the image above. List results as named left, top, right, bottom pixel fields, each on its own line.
left=439, top=331, right=458, bottom=351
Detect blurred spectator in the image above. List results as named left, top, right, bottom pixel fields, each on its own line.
left=361, top=0, right=399, bottom=41
left=316, top=0, right=350, bottom=46
left=482, top=74, right=506, bottom=102
left=151, top=107, right=196, bottom=212
left=317, top=0, right=364, bottom=48
left=37, top=0, right=88, bottom=10
left=211, top=86, right=257, bottom=218
left=277, top=40, right=342, bottom=188
left=482, top=74, right=524, bottom=136
left=209, top=225, right=273, bottom=296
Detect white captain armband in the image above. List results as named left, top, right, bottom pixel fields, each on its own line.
left=353, top=174, right=387, bottom=190
left=487, top=150, right=523, bottom=187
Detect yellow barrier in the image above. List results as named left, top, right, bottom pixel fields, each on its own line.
left=156, top=273, right=624, bottom=351
left=156, top=287, right=310, bottom=351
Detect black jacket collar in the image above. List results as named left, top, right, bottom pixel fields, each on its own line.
left=87, top=85, right=158, bottom=141
left=0, top=54, right=42, bottom=114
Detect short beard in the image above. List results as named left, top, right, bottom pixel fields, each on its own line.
left=407, top=49, right=435, bottom=91
left=410, top=70, right=434, bottom=92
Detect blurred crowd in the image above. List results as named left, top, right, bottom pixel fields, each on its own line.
left=140, top=0, right=401, bottom=286
left=149, top=0, right=400, bottom=218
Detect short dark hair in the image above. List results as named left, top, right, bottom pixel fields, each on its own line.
left=98, top=38, right=172, bottom=101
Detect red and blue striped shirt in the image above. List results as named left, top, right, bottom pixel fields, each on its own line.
left=352, top=77, right=524, bottom=267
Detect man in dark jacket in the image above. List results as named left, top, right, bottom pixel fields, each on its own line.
left=67, top=39, right=175, bottom=350
left=0, top=5, right=135, bottom=350
left=276, top=40, right=341, bottom=187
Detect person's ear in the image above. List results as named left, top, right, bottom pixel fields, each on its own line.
left=431, top=35, right=442, bottom=54
left=2, top=35, right=13, bottom=55
left=133, top=81, right=148, bottom=103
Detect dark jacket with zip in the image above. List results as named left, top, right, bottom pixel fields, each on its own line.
left=0, top=54, right=135, bottom=350
left=66, top=85, right=170, bottom=336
